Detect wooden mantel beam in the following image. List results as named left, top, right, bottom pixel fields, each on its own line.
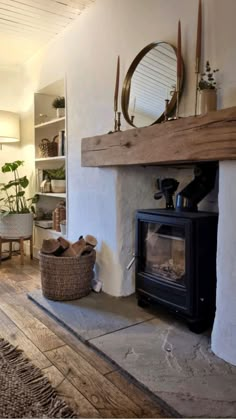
left=81, top=107, right=236, bottom=167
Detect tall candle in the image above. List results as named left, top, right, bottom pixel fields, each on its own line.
left=114, top=55, right=120, bottom=112
left=196, top=0, right=202, bottom=73
left=177, top=20, right=182, bottom=79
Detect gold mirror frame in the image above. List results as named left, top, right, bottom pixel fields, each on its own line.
left=121, top=41, right=184, bottom=127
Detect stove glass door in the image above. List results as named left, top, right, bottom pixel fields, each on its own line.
left=144, top=222, right=186, bottom=287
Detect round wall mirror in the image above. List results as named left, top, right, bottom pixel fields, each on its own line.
left=121, top=41, right=184, bottom=127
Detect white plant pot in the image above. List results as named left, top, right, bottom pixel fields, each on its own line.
left=0, top=213, right=33, bottom=239
left=56, top=108, right=65, bottom=118
left=51, top=179, right=66, bottom=193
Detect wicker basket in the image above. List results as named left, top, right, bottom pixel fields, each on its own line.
left=39, top=250, right=96, bottom=301
left=39, top=138, right=58, bottom=158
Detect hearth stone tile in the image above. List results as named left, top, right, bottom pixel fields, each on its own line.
left=28, top=289, right=154, bottom=340
left=90, top=317, right=236, bottom=418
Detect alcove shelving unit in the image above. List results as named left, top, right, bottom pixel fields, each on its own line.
left=33, top=79, right=67, bottom=258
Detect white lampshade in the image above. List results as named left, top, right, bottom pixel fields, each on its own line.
left=0, top=110, right=20, bottom=143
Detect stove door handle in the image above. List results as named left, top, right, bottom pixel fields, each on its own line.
left=126, top=254, right=137, bottom=270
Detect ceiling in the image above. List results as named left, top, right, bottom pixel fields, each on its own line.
left=0, top=0, right=95, bottom=68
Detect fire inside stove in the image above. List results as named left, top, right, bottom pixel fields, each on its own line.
left=144, top=223, right=186, bottom=286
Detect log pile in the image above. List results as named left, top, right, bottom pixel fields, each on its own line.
left=41, top=234, right=97, bottom=257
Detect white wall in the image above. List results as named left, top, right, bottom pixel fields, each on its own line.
left=21, top=0, right=229, bottom=296
left=0, top=67, right=22, bottom=174
left=0, top=67, right=35, bottom=196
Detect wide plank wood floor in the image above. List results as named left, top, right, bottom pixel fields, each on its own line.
left=0, top=257, right=171, bottom=418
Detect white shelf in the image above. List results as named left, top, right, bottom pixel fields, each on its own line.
left=34, top=116, right=65, bottom=128
left=34, top=225, right=65, bottom=238
left=35, top=156, right=66, bottom=162
left=34, top=80, right=67, bottom=256
left=50, top=229, right=64, bottom=237
left=37, top=192, right=66, bottom=198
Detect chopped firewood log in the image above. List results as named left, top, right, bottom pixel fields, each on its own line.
left=42, top=235, right=97, bottom=258
left=85, top=234, right=97, bottom=247
left=60, top=237, right=86, bottom=257
left=41, top=239, right=64, bottom=256
left=81, top=244, right=94, bottom=256
left=72, top=237, right=86, bottom=256
left=61, top=245, right=77, bottom=257
left=57, top=236, right=70, bottom=250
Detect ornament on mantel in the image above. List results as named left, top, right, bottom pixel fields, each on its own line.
left=198, top=60, right=219, bottom=114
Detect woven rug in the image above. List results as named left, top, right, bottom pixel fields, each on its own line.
left=0, top=338, right=76, bottom=418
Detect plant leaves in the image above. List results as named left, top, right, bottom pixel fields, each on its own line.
left=1, top=160, right=24, bottom=173
left=19, top=176, right=29, bottom=189
left=16, top=191, right=25, bottom=197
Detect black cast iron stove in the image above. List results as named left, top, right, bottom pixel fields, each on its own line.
left=135, top=164, right=218, bottom=332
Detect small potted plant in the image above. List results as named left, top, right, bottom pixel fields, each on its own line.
left=198, top=61, right=219, bottom=114
left=52, top=96, right=65, bottom=118
left=0, top=160, right=39, bottom=238
left=45, top=165, right=66, bottom=193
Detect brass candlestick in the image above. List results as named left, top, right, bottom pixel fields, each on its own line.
left=195, top=58, right=200, bottom=116
left=175, top=77, right=180, bottom=119
left=164, top=99, right=169, bottom=122
left=117, top=112, right=121, bottom=131
left=114, top=111, right=118, bottom=132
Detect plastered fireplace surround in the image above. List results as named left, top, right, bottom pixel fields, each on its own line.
left=82, top=108, right=236, bottom=367
left=98, top=161, right=236, bottom=367
left=212, top=161, right=236, bottom=366
left=109, top=164, right=236, bottom=366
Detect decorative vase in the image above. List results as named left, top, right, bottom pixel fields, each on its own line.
left=53, top=202, right=66, bottom=232
left=199, top=89, right=217, bottom=114
left=56, top=108, right=65, bottom=118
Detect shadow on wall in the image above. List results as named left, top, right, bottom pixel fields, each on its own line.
left=95, top=240, right=123, bottom=296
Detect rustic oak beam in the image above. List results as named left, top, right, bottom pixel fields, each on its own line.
left=81, top=107, right=236, bottom=167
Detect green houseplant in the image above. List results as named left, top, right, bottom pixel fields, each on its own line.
left=45, top=165, right=66, bottom=193
left=0, top=160, right=38, bottom=238
left=52, top=96, right=65, bottom=118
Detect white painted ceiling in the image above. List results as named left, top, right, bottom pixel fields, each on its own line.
left=0, top=0, right=95, bottom=68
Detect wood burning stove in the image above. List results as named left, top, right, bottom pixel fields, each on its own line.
left=135, top=209, right=218, bottom=332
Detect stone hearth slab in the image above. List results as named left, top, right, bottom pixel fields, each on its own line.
left=28, top=289, right=154, bottom=341
left=90, top=314, right=236, bottom=418
left=28, top=289, right=236, bottom=417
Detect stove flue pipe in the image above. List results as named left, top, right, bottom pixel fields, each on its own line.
left=176, top=163, right=218, bottom=211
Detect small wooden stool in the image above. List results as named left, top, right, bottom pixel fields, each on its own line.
left=0, top=236, right=33, bottom=265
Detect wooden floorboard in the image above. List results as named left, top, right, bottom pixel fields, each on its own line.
left=45, top=345, right=142, bottom=417
left=0, top=301, right=65, bottom=352
left=106, top=371, right=171, bottom=418
left=0, top=307, right=51, bottom=369
left=43, top=365, right=101, bottom=417
left=0, top=257, right=171, bottom=418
